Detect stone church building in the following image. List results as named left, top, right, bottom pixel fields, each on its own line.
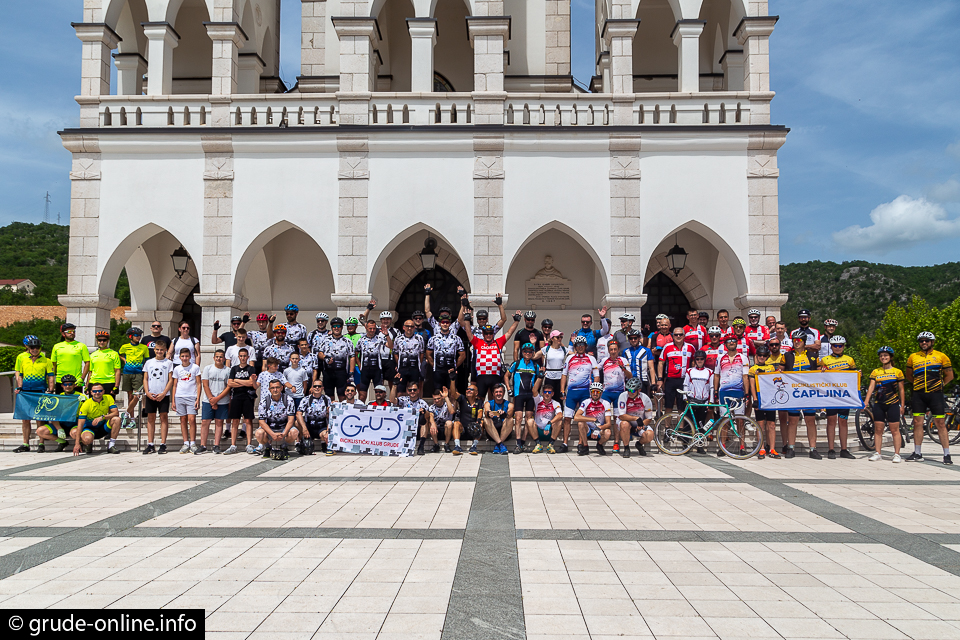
left=61, top=0, right=786, bottom=346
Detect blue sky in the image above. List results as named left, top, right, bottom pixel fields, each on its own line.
left=3, top=0, right=959, bottom=266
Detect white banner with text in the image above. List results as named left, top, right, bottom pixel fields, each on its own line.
left=757, top=371, right=863, bottom=411
left=328, top=404, right=418, bottom=457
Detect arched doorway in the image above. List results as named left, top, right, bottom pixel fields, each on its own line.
left=180, top=284, right=202, bottom=337
left=641, top=272, right=691, bottom=329
left=396, top=266, right=465, bottom=321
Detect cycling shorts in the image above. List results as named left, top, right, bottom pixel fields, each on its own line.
left=359, top=366, right=383, bottom=391
left=323, top=369, right=351, bottom=399
left=563, top=388, right=591, bottom=418
left=825, top=408, right=849, bottom=420
left=513, top=395, right=535, bottom=413
left=663, top=378, right=686, bottom=411
left=754, top=409, right=776, bottom=422
left=911, top=391, right=946, bottom=418
left=81, top=421, right=111, bottom=440
left=872, top=403, right=901, bottom=425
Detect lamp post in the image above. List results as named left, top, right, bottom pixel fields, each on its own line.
left=419, top=237, right=438, bottom=271
left=171, top=245, right=190, bottom=279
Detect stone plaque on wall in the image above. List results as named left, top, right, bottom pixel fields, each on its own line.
left=526, top=279, right=573, bottom=306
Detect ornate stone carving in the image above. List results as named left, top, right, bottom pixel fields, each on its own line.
left=473, top=156, right=504, bottom=179
left=70, top=158, right=100, bottom=180
left=533, top=255, right=564, bottom=279
left=203, top=156, right=235, bottom=180
left=748, top=155, right=779, bottom=178
left=610, top=157, right=641, bottom=180
left=338, top=156, right=369, bottom=179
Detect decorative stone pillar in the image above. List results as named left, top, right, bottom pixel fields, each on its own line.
left=467, top=17, right=510, bottom=124
left=142, top=22, right=179, bottom=96
left=598, top=51, right=611, bottom=93
left=407, top=18, right=437, bottom=93
left=113, top=53, right=146, bottom=96
left=300, top=0, right=327, bottom=91
left=607, top=135, right=646, bottom=319
left=333, top=17, right=380, bottom=124
left=335, top=135, right=370, bottom=318
left=205, top=22, right=247, bottom=95
left=736, top=131, right=789, bottom=318
left=720, top=49, right=744, bottom=92
left=602, top=19, right=638, bottom=124
left=671, top=20, right=705, bottom=93
left=238, top=53, right=264, bottom=94
left=544, top=0, right=571, bottom=76
left=473, top=135, right=504, bottom=298
left=735, top=16, right=778, bottom=123
left=73, top=23, right=121, bottom=97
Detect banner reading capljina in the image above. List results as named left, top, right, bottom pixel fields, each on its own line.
left=13, top=391, right=81, bottom=423
left=757, top=371, right=863, bottom=411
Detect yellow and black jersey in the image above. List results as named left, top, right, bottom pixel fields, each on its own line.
left=785, top=350, right=816, bottom=372
left=906, top=351, right=952, bottom=393
left=821, top=354, right=856, bottom=372
left=870, top=367, right=904, bottom=406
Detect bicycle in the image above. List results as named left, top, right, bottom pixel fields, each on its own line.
left=855, top=405, right=910, bottom=451
left=924, top=387, right=960, bottom=446
left=653, top=394, right=762, bottom=459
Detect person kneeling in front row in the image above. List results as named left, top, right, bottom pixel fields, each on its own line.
left=73, top=383, right=122, bottom=455
left=616, top=377, right=655, bottom=457
left=255, top=379, right=299, bottom=459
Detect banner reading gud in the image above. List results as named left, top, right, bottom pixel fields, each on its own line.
left=328, top=404, right=418, bottom=457
left=757, top=371, right=863, bottom=412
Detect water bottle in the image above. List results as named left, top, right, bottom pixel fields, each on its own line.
left=702, top=418, right=715, bottom=431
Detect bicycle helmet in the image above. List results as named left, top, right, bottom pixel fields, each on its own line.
left=23, top=335, right=40, bottom=348
left=230, top=315, right=243, bottom=323
left=521, top=342, right=535, bottom=352
left=724, top=334, right=738, bottom=343
left=412, top=310, right=425, bottom=319
left=628, top=329, right=641, bottom=336
left=707, top=326, right=722, bottom=335
left=273, top=323, right=287, bottom=333
left=790, top=329, right=807, bottom=341
left=285, top=304, right=299, bottom=313
left=476, top=309, right=489, bottom=319
left=438, top=306, right=452, bottom=316
left=824, top=318, right=839, bottom=327
left=625, top=377, right=641, bottom=392
left=573, top=335, right=588, bottom=345
left=60, top=374, right=77, bottom=385
left=480, top=324, right=495, bottom=334
left=95, top=331, right=110, bottom=340
left=655, top=314, right=669, bottom=320
left=524, top=310, right=537, bottom=319
left=747, top=309, right=761, bottom=317
left=732, top=317, right=746, bottom=326
left=541, top=318, right=554, bottom=328
left=60, top=323, right=76, bottom=332
left=829, top=335, right=846, bottom=345
left=590, top=381, right=604, bottom=392
left=127, top=326, right=143, bottom=336
left=379, top=311, right=392, bottom=320
left=878, top=346, right=895, bottom=356
left=698, top=311, right=709, bottom=319
left=619, top=313, right=635, bottom=322
left=330, top=317, right=344, bottom=326
left=346, top=317, right=359, bottom=325
left=755, top=345, right=770, bottom=357
left=316, top=312, right=328, bottom=321
left=693, top=350, right=706, bottom=360
left=798, top=308, right=811, bottom=317
left=918, top=331, right=936, bottom=341
left=257, top=313, right=269, bottom=322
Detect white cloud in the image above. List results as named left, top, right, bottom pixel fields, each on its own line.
left=949, top=141, right=960, bottom=160
left=833, top=195, right=960, bottom=255
left=928, top=179, right=960, bottom=203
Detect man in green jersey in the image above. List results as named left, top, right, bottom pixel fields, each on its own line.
left=118, top=326, right=150, bottom=424
left=86, top=331, right=121, bottom=396
left=51, top=323, right=90, bottom=393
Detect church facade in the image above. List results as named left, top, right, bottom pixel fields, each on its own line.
left=61, top=0, right=787, bottom=345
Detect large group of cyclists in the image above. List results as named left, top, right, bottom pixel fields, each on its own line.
left=11, top=284, right=956, bottom=464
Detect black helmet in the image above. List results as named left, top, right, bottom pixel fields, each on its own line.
left=330, top=317, right=344, bottom=326
left=755, top=345, right=770, bottom=356
left=438, top=306, right=452, bottom=316
left=524, top=311, right=537, bottom=319
left=476, top=309, right=489, bottom=319
left=302, top=438, right=315, bottom=456
left=541, top=318, right=553, bottom=327
left=60, top=374, right=77, bottom=386
left=693, top=350, right=706, bottom=360
left=798, top=308, right=811, bottom=317
left=412, top=310, right=425, bottom=319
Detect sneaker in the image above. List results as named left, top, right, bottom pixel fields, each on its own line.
left=945, top=455, right=953, bottom=465
left=839, top=449, right=855, bottom=460
left=262, top=446, right=272, bottom=458
left=636, top=442, right=647, bottom=456
left=143, top=443, right=156, bottom=455
left=255, top=444, right=264, bottom=455
left=223, top=444, right=238, bottom=455
left=696, top=447, right=707, bottom=455
left=108, top=445, right=120, bottom=454
left=222, top=429, right=231, bottom=440
left=613, top=442, right=620, bottom=452
left=431, top=443, right=441, bottom=454
left=36, top=444, right=45, bottom=453
left=827, top=449, right=837, bottom=459
left=469, top=443, right=478, bottom=455
left=577, top=444, right=588, bottom=456
left=245, top=444, right=257, bottom=454
left=213, top=445, right=222, bottom=454
left=622, top=446, right=631, bottom=458
left=416, top=442, right=425, bottom=456
left=784, top=446, right=795, bottom=459
left=452, top=445, right=462, bottom=455
left=326, top=448, right=336, bottom=456
left=809, top=449, right=822, bottom=460
left=546, top=443, right=556, bottom=454
left=13, top=445, right=29, bottom=453
left=768, top=450, right=782, bottom=459
left=892, top=454, right=902, bottom=463
left=556, top=443, right=569, bottom=454
left=179, top=443, right=191, bottom=454
left=596, top=441, right=606, bottom=456
left=55, top=440, right=67, bottom=452
left=758, top=449, right=766, bottom=460
left=717, top=449, right=725, bottom=457
left=868, top=452, right=881, bottom=461
left=189, top=443, right=200, bottom=454
left=238, top=430, right=247, bottom=441
left=83, top=442, right=93, bottom=455
left=444, top=443, right=452, bottom=453
left=158, top=443, right=167, bottom=454
left=532, top=443, right=544, bottom=454
left=513, top=443, right=525, bottom=454
left=906, top=452, right=923, bottom=462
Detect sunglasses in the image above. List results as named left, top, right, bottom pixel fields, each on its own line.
left=332, top=324, right=343, bottom=328
left=97, top=338, right=108, bottom=342
left=581, top=320, right=592, bottom=324
left=90, top=389, right=104, bottom=394
left=312, top=384, right=323, bottom=388
left=231, top=321, right=242, bottom=325
left=152, top=325, right=162, bottom=328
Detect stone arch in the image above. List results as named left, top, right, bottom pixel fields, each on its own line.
left=631, top=0, right=747, bottom=21
left=232, top=221, right=335, bottom=302
left=170, top=0, right=213, bottom=94
left=98, top=222, right=197, bottom=303
left=506, top=221, right=610, bottom=295
left=644, top=251, right=709, bottom=310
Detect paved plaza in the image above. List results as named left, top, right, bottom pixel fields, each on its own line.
left=3, top=440, right=960, bottom=640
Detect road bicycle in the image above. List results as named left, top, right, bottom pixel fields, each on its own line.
left=923, top=387, right=960, bottom=446
left=654, top=394, right=762, bottom=459
left=857, top=387, right=960, bottom=449
left=854, top=405, right=911, bottom=451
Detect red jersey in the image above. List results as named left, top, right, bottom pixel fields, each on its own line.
left=661, top=343, right=696, bottom=378
left=683, top=325, right=706, bottom=351
left=650, top=331, right=672, bottom=356
left=704, top=346, right=723, bottom=370
left=730, top=334, right=755, bottom=359
left=471, top=335, right=507, bottom=376
left=718, top=326, right=734, bottom=340
left=745, top=325, right=770, bottom=344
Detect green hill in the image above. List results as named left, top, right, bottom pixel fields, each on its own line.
left=0, top=222, right=128, bottom=305
left=780, top=260, right=960, bottom=340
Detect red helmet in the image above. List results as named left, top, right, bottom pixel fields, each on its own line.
left=256, top=313, right=269, bottom=322
left=273, top=323, right=287, bottom=333
left=95, top=331, right=110, bottom=339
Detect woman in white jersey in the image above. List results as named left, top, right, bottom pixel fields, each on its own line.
left=170, top=320, right=201, bottom=366
left=536, top=330, right=569, bottom=400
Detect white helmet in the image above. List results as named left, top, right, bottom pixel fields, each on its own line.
left=829, top=335, right=846, bottom=345
left=316, top=312, right=329, bottom=321
left=747, top=309, right=761, bottom=316
left=379, top=311, right=393, bottom=320
left=655, top=314, right=669, bottom=320
left=620, top=313, right=636, bottom=321
left=707, top=326, right=722, bottom=335
left=590, top=381, right=604, bottom=391
left=573, top=335, right=588, bottom=345
left=918, top=331, right=936, bottom=342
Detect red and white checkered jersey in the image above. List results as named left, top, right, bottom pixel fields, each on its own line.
left=662, top=343, right=696, bottom=378
left=745, top=324, right=770, bottom=343
left=471, top=335, right=507, bottom=376
left=683, top=325, right=706, bottom=351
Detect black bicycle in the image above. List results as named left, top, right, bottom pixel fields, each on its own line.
left=855, top=404, right=910, bottom=451
left=923, top=387, right=960, bottom=445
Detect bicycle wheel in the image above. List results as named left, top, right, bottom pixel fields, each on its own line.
left=855, top=408, right=875, bottom=450
left=654, top=413, right=696, bottom=456
left=949, top=412, right=960, bottom=445
left=716, top=415, right=762, bottom=460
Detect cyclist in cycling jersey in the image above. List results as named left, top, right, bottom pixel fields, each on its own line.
left=514, top=311, right=545, bottom=361
left=905, top=332, right=954, bottom=464
left=783, top=330, right=819, bottom=459
left=255, top=379, right=298, bottom=459
left=773, top=322, right=792, bottom=353
left=262, top=325, right=294, bottom=371
left=37, top=374, right=85, bottom=452
left=13, top=335, right=55, bottom=452
left=715, top=310, right=732, bottom=338
left=573, top=381, right=613, bottom=456
left=615, top=377, right=655, bottom=457
left=714, top=336, right=749, bottom=457
left=536, top=330, right=570, bottom=398
left=648, top=314, right=673, bottom=363
left=483, top=383, right=513, bottom=454
left=427, top=311, right=465, bottom=395
left=506, top=343, right=543, bottom=454
left=745, top=309, right=770, bottom=352
left=684, top=350, right=714, bottom=454
left=683, top=310, right=706, bottom=351
left=659, top=327, right=696, bottom=415
left=281, top=304, right=307, bottom=347
left=703, top=326, right=724, bottom=371
left=470, top=313, right=521, bottom=401
left=818, top=319, right=839, bottom=359
left=820, top=335, right=856, bottom=459
left=296, top=381, right=331, bottom=455
left=393, top=320, right=426, bottom=398
left=322, top=318, right=355, bottom=400
left=569, top=307, right=610, bottom=358
left=449, top=381, right=485, bottom=455
left=749, top=346, right=779, bottom=459
left=72, top=383, right=122, bottom=455
left=864, top=346, right=905, bottom=463
left=623, top=329, right=655, bottom=394
left=559, top=336, right=600, bottom=454
left=529, top=386, right=563, bottom=454
left=794, top=309, right=822, bottom=356
left=612, top=313, right=636, bottom=353
left=355, top=319, right=394, bottom=402
left=426, top=386, right=457, bottom=453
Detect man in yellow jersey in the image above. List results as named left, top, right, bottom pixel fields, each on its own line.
left=820, top=336, right=856, bottom=460
left=749, top=346, right=780, bottom=459
left=905, top=331, right=954, bottom=464
left=783, top=330, right=819, bottom=459
left=73, top=383, right=121, bottom=455
left=118, top=326, right=150, bottom=425
left=13, top=335, right=55, bottom=452
left=86, top=331, right=122, bottom=396
left=51, top=323, right=90, bottom=393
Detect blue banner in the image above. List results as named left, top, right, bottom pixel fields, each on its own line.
left=14, top=392, right=81, bottom=423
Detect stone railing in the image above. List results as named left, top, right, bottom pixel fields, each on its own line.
left=89, top=92, right=772, bottom=128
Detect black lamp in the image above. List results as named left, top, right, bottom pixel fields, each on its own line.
left=171, top=245, right=190, bottom=279
left=419, top=237, right=438, bottom=271
left=665, top=235, right=687, bottom=276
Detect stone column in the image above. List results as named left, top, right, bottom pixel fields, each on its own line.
left=671, top=20, right=705, bottom=93
left=59, top=134, right=115, bottom=346
left=335, top=136, right=371, bottom=318
left=736, top=131, right=788, bottom=318
left=300, top=0, right=327, bottom=91
left=473, top=135, right=505, bottom=298
left=112, top=53, right=146, bottom=96
left=407, top=18, right=437, bottom=93
left=73, top=23, right=121, bottom=97
left=205, top=22, right=247, bottom=95
left=333, top=17, right=380, bottom=125
left=720, top=49, right=744, bottom=92
left=545, top=0, right=571, bottom=76
left=238, top=53, right=264, bottom=94
left=607, top=135, right=646, bottom=319
left=602, top=19, right=638, bottom=124
left=598, top=51, right=611, bottom=93
left=142, top=22, right=179, bottom=96
left=735, top=16, right=778, bottom=123
left=467, top=17, right=510, bottom=124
